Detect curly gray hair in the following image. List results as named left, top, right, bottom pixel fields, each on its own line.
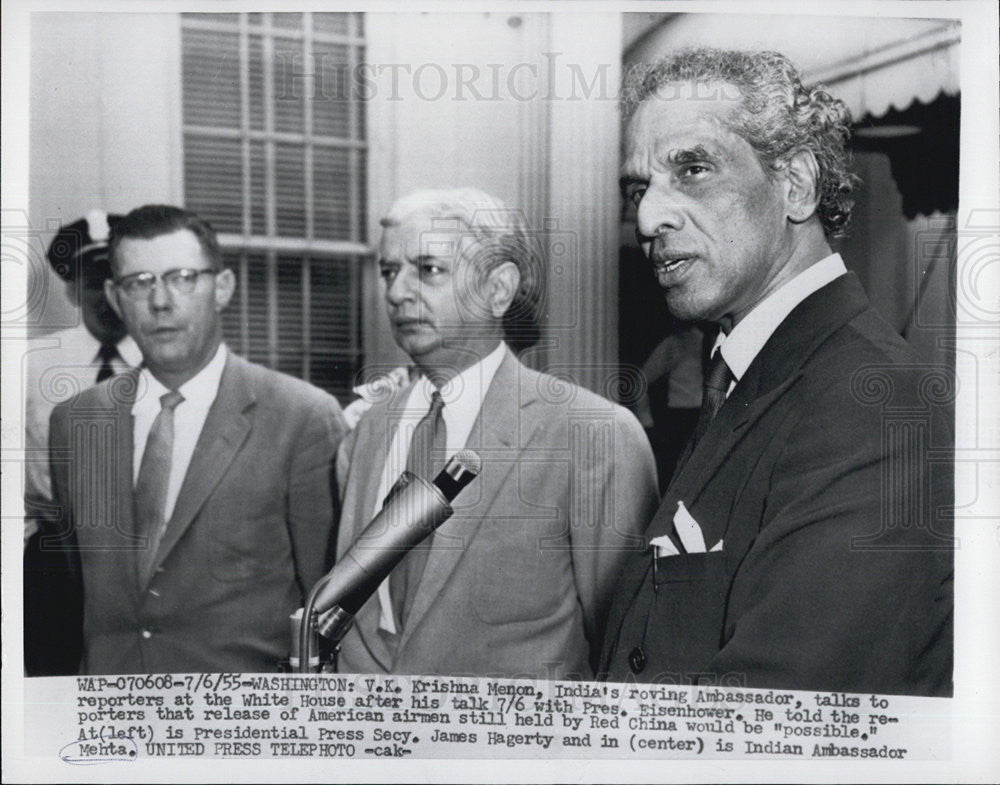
left=622, top=48, right=858, bottom=236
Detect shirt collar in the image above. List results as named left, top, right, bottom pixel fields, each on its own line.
left=133, top=343, right=228, bottom=414
left=115, top=335, right=143, bottom=367
left=81, top=331, right=141, bottom=367
left=716, top=254, right=848, bottom=382
left=406, top=341, right=507, bottom=413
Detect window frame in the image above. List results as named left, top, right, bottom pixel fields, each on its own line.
left=181, top=11, right=370, bottom=399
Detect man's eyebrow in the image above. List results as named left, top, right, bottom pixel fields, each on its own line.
left=378, top=255, right=437, bottom=265
left=619, top=144, right=719, bottom=191
left=665, top=145, right=715, bottom=165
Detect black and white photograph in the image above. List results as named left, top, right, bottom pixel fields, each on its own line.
left=2, top=0, right=997, bottom=781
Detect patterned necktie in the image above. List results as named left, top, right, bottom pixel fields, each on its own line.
left=692, top=350, right=734, bottom=446
left=96, top=341, right=119, bottom=383
left=670, top=350, right=734, bottom=482
left=134, top=390, right=185, bottom=584
left=390, top=390, right=446, bottom=629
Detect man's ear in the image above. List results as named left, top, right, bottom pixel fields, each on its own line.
left=103, top=279, right=124, bottom=320
left=783, top=149, right=821, bottom=224
left=214, top=268, right=236, bottom=311
left=485, top=261, right=520, bottom=318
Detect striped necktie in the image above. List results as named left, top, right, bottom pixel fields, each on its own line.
left=671, top=350, right=734, bottom=481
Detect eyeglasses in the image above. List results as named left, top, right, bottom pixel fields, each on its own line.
left=113, top=268, right=216, bottom=299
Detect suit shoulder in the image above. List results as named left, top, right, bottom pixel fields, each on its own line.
left=784, top=308, right=950, bottom=439
left=51, top=372, right=136, bottom=413
left=49, top=375, right=135, bottom=442
left=237, top=356, right=344, bottom=412
left=526, top=368, right=646, bottom=432
left=839, top=303, right=914, bottom=357
left=802, top=305, right=929, bottom=388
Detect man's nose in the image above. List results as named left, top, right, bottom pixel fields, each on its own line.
left=148, top=278, right=174, bottom=310
left=635, top=186, right=686, bottom=241
left=385, top=267, right=417, bottom=306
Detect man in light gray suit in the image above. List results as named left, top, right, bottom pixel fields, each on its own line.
left=46, top=205, right=346, bottom=674
left=335, top=188, right=658, bottom=679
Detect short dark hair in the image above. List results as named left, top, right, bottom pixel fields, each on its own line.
left=108, top=204, right=224, bottom=272
left=622, top=48, right=858, bottom=236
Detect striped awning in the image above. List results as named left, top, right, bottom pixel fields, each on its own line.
left=802, top=22, right=960, bottom=121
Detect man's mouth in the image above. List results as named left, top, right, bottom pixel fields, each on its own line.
left=148, top=325, right=181, bottom=338
left=651, top=255, right=695, bottom=282
left=393, top=317, right=428, bottom=329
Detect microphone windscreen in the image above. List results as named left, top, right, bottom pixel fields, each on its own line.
left=450, top=449, right=482, bottom=476
left=433, top=449, right=482, bottom=502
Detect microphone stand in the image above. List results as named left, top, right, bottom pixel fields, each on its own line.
left=295, top=576, right=351, bottom=673
left=291, top=452, right=481, bottom=674
left=294, top=474, right=426, bottom=673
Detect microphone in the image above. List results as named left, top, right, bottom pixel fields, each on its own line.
left=309, top=450, right=481, bottom=642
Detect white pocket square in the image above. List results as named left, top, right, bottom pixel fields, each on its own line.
left=671, top=501, right=724, bottom=554
left=649, top=534, right=680, bottom=558
left=673, top=501, right=707, bottom=553
left=650, top=503, right=724, bottom=557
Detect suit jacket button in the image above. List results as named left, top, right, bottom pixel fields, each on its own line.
left=629, top=646, right=646, bottom=674
left=141, top=629, right=152, bottom=639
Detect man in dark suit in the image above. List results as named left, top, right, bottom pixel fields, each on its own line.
left=44, top=205, right=346, bottom=674
left=602, top=48, right=953, bottom=696
left=335, top=188, right=659, bottom=679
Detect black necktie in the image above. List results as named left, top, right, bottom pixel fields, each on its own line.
left=390, top=390, right=446, bottom=629
left=134, top=390, right=185, bottom=584
left=96, top=341, right=119, bottom=383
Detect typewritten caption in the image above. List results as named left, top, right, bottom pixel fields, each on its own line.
left=24, top=674, right=947, bottom=762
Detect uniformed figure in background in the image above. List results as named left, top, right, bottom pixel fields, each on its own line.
left=24, top=211, right=142, bottom=675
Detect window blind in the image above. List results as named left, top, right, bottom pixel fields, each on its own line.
left=182, top=12, right=367, bottom=401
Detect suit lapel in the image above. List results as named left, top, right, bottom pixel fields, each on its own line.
left=601, top=274, right=875, bottom=672
left=141, top=354, right=254, bottom=587
left=348, top=394, right=397, bottom=671
left=100, top=373, right=140, bottom=595
left=654, top=273, right=872, bottom=545
left=397, top=349, right=528, bottom=653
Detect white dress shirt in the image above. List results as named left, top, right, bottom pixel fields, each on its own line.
left=373, top=340, right=507, bottom=633
left=715, top=253, right=848, bottom=394
left=131, top=344, right=227, bottom=521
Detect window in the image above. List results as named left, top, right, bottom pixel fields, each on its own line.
left=181, top=12, right=367, bottom=400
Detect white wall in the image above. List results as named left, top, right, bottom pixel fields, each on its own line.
left=29, top=12, right=182, bottom=333
left=364, top=11, right=624, bottom=391
left=363, top=11, right=554, bottom=370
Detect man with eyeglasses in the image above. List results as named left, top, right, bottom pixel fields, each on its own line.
left=43, top=204, right=347, bottom=674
